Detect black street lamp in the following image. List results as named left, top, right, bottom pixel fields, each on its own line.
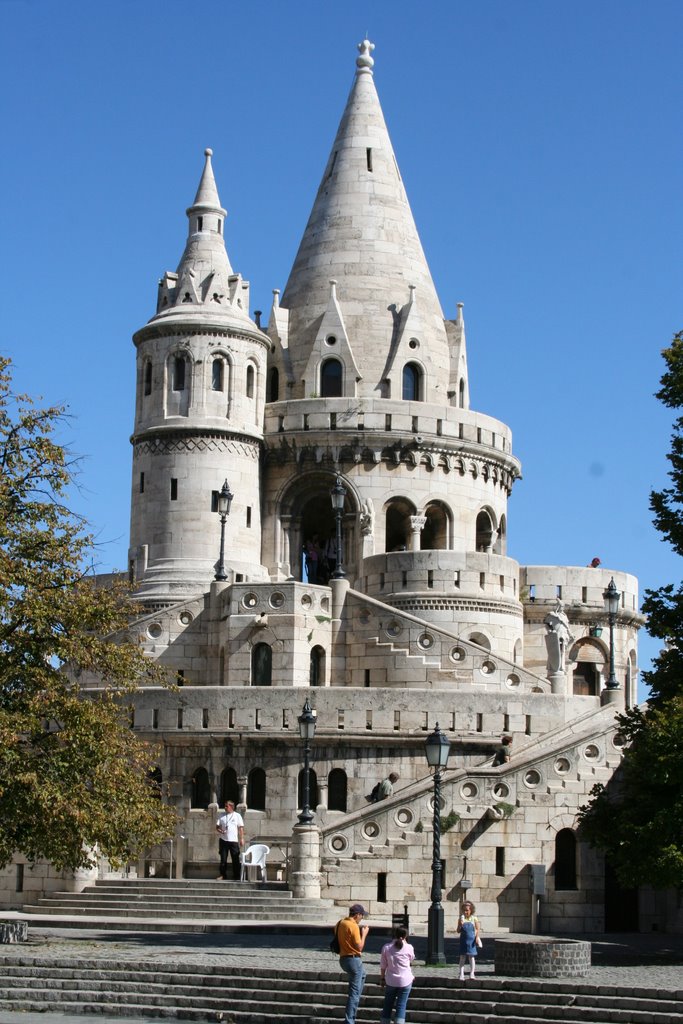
left=329, top=475, right=347, bottom=579
left=214, top=479, right=234, bottom=582
left=602, top=577, right=621, bottom=689
left=425, top=722, right=451, bottom=965
left=297, top=698, right=317, bottom=824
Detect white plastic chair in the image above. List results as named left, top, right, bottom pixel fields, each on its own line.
left=240, top=843, right=270, bottom=882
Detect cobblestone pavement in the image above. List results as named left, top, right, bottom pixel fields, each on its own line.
left=0, top=926, right=681, bottom=1024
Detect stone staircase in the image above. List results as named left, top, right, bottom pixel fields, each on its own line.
left=0, top=955, right=681, bottom=1023
left=21, top=878, right=335, bottom=929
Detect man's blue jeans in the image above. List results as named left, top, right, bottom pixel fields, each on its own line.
left=340, top=955, right=366, bottom=1024
left=381, top=982, right=412, bottom=1023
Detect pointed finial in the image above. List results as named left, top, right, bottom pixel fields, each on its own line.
left=205, top=148, right=213, bottom=158
left=356, top=38, right=375, bottom=73
left=456, top=301, right=464, bottom=323
left=272, top=288, right=280, bottom=309
left=329, top=278, right=338, bottom=300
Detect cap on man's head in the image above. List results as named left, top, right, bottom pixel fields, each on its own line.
left=349, top=903, right=367, bottom=916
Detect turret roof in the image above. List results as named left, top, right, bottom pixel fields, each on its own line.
left=280, top=40, right=450, bottom=398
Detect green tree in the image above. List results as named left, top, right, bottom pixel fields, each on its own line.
left=578, top=332, right=683, bottom=890
left=0, top=357, right=176, bottom=871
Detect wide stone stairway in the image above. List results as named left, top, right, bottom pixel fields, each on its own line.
left=21, top=878, right=336, bottom=929
left=0, top=955, right=681, bottom=1023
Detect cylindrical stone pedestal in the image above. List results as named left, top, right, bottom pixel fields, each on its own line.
left=290, top=823, right=321, bottom=899
left=495, top=938, right=591, bottom=978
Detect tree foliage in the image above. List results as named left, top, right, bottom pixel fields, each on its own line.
left=578, top=332, right=683, bottom=890
left=0, top=357, right=176, bottom=871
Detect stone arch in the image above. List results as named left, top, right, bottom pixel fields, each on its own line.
left=328, top=768, right=348, bottom=812
left=310, top=645, right=325, bottom=686
left=247, top=767, right=266, bottom=811
left=569, top=638, right=606, bottom=696
left=384, top=496, right=417, bottom=552
left=191, top=767, right=211, bottom=809
left=420, top=500, right=451, bottom=550
left=320, top=357, right=343, bottom=397
left=468, top=631, right=492, bottom=653
left=554, top=828, right=578, bottom=890
left=267, top=366, right=279, bottom=402
left=402, top=361, right=424, bottom=401
left=251, top=642, right=272, bottom=686
left=475, top=507, right=497, bottom=552
left=275, top=471, right=360, bottom=583
left=494, top=514, right=507, bottom=555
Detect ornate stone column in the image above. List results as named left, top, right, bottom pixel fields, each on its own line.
left=409, top=515, right=427, bottom=552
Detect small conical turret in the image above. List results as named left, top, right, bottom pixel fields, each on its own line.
left=153, top=149, right=253, bottom=326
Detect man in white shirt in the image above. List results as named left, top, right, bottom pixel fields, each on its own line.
left=216, top=800, right=245, bottom=880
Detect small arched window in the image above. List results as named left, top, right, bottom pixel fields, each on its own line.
left=247, top=767, right=266, bottom=811
left=220, top=766, right=238, bottom=806
left=251, top=643, right=272, bottom=686
left=267, top=367, right=280, bottom=403
left=310, top=646, right=325, bottom=687
left=320, top=358, right=343, bottom=398
left=298, top=768, right=319, bottom=811
left=143, top=361, right=152, bottom=396
left=172, top=356, right=186, bottom=392
left=475, top=510, right=494, bottom=552
left=191, top=767, right=211, bottom=809
left=246, top=364, right=255, bottom=399
left=212, top=358, right=224, bottom=391
left=402, top=362, right=422, bottom=401
left=459, top=378, right=465, bottom=408
left=328, top=768, right=348, bottom=812
left=555, top=829, right=578, bottom=890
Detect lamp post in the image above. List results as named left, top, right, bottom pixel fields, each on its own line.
left=602, top=577, right=620, bottom=689
left=214, top=479, right=234, bottom=582
left=297, top=698, right=317, bottom=824
left=425, top=722, right=451, bottom=965
left=329, top=475, right=346, bottom=579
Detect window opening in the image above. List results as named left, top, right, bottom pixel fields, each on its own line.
left=251, top=643, right=272, bottom=686
left=172, top=356, right=186, bottom=391
left=144, top=362, right=152, bottom=396
left=212, top=358, right=224, bottom=391
left=247, top=767, right=266, bottom=810
left=320, top=358, right=342, bottom=397
left=403, top=362, right=422, bottom=401
left=328, top=768, right=347, bottom=812
left=246, top=364, right=255, bottom=398
left=268, top=367, right=280, bottom=403
left=191, top=768, right=210, bottom=809
left=366, top=147, right=373, bottom=171
left=170, top=478, right=178, bottom=500
left=555, top=829, right=578, bottom=890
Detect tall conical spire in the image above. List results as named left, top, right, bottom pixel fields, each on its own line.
left=280, top=40, right=450, bottom=400
left=190, top=147, right=224, bottom=212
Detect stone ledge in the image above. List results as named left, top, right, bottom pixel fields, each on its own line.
left=494, top=937, right=591, bottom=978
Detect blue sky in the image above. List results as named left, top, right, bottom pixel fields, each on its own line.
left=2, top=1, right=681, bottom=699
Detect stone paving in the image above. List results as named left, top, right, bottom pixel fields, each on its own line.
left=0, top=925, right=681, bottom=1024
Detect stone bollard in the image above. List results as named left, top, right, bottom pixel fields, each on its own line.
left=0, top=921, right=28, bottom=943
left=289, top=823, right=321, bottom=899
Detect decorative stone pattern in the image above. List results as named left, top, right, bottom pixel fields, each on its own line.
left=494, top=938, right=591, bottom=978
left=0, top=921, right=28, bottom=943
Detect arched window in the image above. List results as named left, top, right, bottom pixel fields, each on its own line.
left=298, top=768, right=318, bottom=811
left=384, top=498, right=415, bottom=553
left=328, top=768, right=347, bottom=812
left=320, top=358, right=342, bottom=397
left=251, top=643, right=272, bottom=686
left=247, top=767, right=266, bottom=811
left=212, top=358, right=224, bottom=391
left=147, top=767, right=162, bottom=800
left=220, top=766, right=238, bottom=806
left=494, top=514, right=507, bottom=555
left=267, top=367, right=279, bottom=403
left=246, top=364, right=255, bottom=398
left=421, top=503, right=449, bottom=550
left=402, top=362, right=422, bottom=401
left=475, top=510, right=494, bottom=552
left=555, top=828, right=578, bottom=890
left=191, top=767, right=211, bottom=809
left=143, top=361, right=152, bottom=396
left=310, top=645, right=325, bottom=687
left=458, top=377, right=465, bottom=408
left=172, top=356, right=186, bottom=392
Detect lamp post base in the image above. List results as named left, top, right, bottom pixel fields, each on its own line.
left=426, top=903, right=446, bottom=965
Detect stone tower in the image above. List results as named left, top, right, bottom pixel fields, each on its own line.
left=2, top=38, right=646, bottom=936
left=128, top=150, right=270, bottom=601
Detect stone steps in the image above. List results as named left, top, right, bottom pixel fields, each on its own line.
left=22, top=878, right=334, bottom=925
left=0, top=957, right=680, bottom=1024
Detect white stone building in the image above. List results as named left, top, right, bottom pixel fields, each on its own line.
left=2, top=40, right=652, bottom=932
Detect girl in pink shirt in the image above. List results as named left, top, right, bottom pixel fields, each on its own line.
left=380, top=926, right=415, bottom=1024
